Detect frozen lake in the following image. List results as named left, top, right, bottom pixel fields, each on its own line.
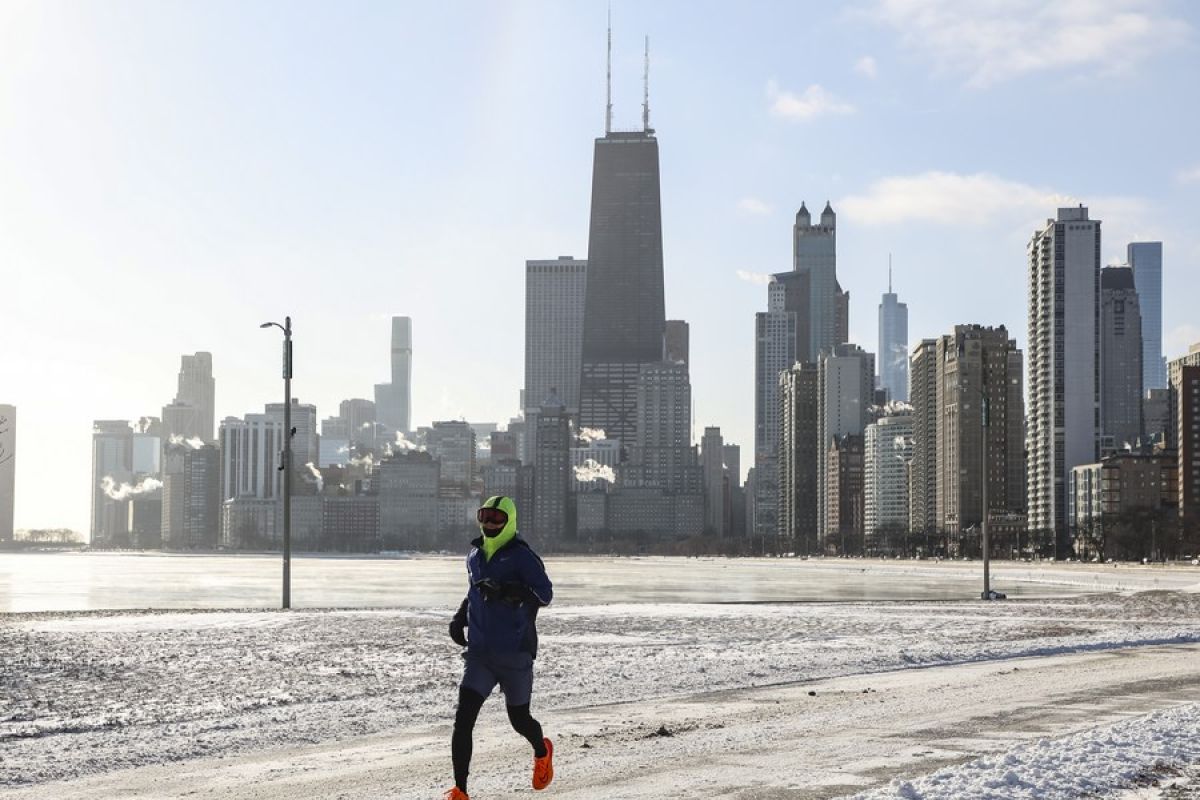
left=1, top=552, right=1198, bottom=612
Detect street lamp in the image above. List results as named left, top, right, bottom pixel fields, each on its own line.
left=962, top=375, right=996, bottom=601
left=260, top=316, right=293, bottom=610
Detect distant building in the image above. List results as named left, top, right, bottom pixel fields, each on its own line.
left=531, top=395, right=570, bottom=546
left=794, top=202, right=848, bottom=361
left=375, top=316, right=413, bottom=435
left=778, top=363, right=819, bottom=552
left=162, top=352, right=215, bottom=445
left=627, top=361, right=701, bottom=493
left=376, top=450, right=440, bottom=550
left=91, top=420, right=133, bottom=546
left=878, top=272, right=909, bottom=403
left=1170, top=359, right=1200, bottom=527
left=936, top=326, right=1025, bottom=550
left=825, top=434, right=864, bottom=554
left=908, top=340, right=939, bottom=545
left=1128, top=242, right=1165, bottom=391
left=161, top=442, right=220, bottom=549
left=816, top=344, right=875, bottom=550
left=1143, top=388, right=1170, bottom=446
left=864, top=413, right=913, bottom=554
left=426, top=421, right=476, bottom=490
left=0, top=404, right=13, bottom=542
left=664, top=320, right=690, bottom=366
left=322, top=495, right=380, bottom=552
left=1100, top=265, right=1143, bottom=452
left=701, top=427, right=726, bottom=537
left=266, top=399, right=319, bottom=472
left=524, top=257, right=587, bottom=439
left=128, top=494, right=162, bottom=549
left=1027, top=206, right=1101, bottom=555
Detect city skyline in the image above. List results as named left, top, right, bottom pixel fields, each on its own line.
left=4, top=2, right=1199, bottom=533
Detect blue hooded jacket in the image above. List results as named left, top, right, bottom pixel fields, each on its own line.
left=452, top=497, right=553, bottom=657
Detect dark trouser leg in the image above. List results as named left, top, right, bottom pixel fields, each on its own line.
left=453, top=687, right=486, bottom=791
left=506, top=703, right=547, bottom=757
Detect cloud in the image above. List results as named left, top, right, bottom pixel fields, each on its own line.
left=854, top=55, right=878, bottom=78
left=864, top=0, right=1190, bottom=88
left=1166, top=324, right=1200, bottom=358
left=837, top=171, right=1149, bottom=226
left=1177, top=165, right=1200, bottom=184
left=736, top=270, right=775, bottom=286
left=766, top=81, right=855, bottom=120
left=738, top=197, right=773, bottom=215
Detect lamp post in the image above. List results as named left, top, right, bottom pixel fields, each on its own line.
left=981, top=390, right=991, bottom=600
left=261, top=316, right=293, bottom=610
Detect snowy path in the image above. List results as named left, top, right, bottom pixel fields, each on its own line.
left=5, top=642, right=1200, bottom=799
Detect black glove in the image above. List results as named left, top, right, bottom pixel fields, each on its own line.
left=475, top=578, right=503, bottom=602
left=499, top=581, right=534, bottom=607
left=449, top=618, right=467, bottom=647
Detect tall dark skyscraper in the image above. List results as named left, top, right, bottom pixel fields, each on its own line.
left=579, top=128, right=666, bottom=447
left=579, top=32, right=665, bottom=449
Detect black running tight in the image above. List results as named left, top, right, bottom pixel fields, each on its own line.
left=451, top=687, right=547, bottom=792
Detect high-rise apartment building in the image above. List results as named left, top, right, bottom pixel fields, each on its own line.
left=1027, top=206, right=1101, bottom=555
left=908, top=340, right=938, bottom=544
left=0, top=405, right=13, bottom=542
left=701, top=427, right=726, bottom=537
left=778, top=362, right=819, bottom=552
left=864, top=412, right=913, bottom=553
left=825, top=434, right=864, bottom=554
left=878, top=272, right=909, bottom=403
left=816, top=344, right=875, bottom=550
left=578, top=126, right=666, bottom=447
left=1100, top=266, right=1143, bottom=451
left=1128, top=242, right=1165, bottom=391
left=377, top=450, right=440, bottom=550
left=936, top=326, right=1026, bottom=546
left=218, top=414, right=284, bottom=502
left=375, top=316, right=412, bottom=435
left=266, top=399, right=319, bottom=470
left=426, top=421, right=477, bottom=490
left=1168, top=352, right=1200, bottom=526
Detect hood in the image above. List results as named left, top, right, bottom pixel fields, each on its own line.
left=479, top=495, right=518, bottom=561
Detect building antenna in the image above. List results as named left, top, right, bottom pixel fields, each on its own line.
left=889, top=253, right=893, bottom=293
left=605, top=7, right=613, bottom=134
left=643, top=35, right=650, bottom=132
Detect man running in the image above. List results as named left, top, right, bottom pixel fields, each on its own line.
left=444, top=495, right=554, bottom=800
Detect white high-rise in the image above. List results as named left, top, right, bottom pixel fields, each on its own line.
left=375, top=317, right=412, bottom=435
left=864, top=413, right=913, bottom=551
left=524, top=257, right=587, bottom=461
left=1027, top=206, right=1100, bottom=555
left=816, top=344, right=875, bottom=548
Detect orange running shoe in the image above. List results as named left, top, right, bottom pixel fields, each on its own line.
left=532, top=737, right=554, bottom=790
left=443, top=788, right=469, bottom=800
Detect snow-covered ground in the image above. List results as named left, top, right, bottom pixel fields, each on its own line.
left=4, top=582, right=1200, bottom=798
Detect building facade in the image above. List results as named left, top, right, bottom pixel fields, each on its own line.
left=524, top=256, right=587, bottom=449
left=1027, top=207, right=1101, bottom=555
left=778, top=362, right=819, bottom=552
left=0, top=405, right=13, bottom=542
left=375, top=316, right=413, bottom=435
left=1100, top=266, right=1143, bottom=451
left=864, top=413, right=913, bottom=553
left=908, top=340, right=939, bottom=545
left=1128, top=242, right=1165, bottom=391
left=878, top=275, right=909, bottom=403
left=816, top=344, right=875, bottom=550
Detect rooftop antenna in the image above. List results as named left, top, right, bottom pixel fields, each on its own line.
left=889, top=253, right=893, bottom=293
left=605, top=7, right=612, bottom=134
left=642, top=35, right=650, bottom=132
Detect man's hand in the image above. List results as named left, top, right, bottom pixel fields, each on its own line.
left=449, top=618, right=467, bottom=647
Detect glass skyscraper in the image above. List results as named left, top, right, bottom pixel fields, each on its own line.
left=1128, top=242, right=1165, bottom=391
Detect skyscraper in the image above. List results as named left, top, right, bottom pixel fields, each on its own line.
left=701, top=427, right=726, bottom=537
left=1027, top=206, right=1100, bottom=555
left=1100, top=266, right=1143, bottom=451
left=91, top=420, right=133, bottom=545
left=816, top=344, right=875, bottom=550
left=935, top=326, right=1025, bottom=547
left=375, top=316, right=412, bottom=435
left=793, top=202, right=849, bottom=361
left=161, top=441, right=220, bottom=549
left=0, top=405, right=13, bottom=542
left=908, top=340, right=938, bottom=546
left=1128, top=242, right=1165, bottom=391
left=864, top=412, right=913, bottom=553
left=627, top=361, right=701, bottom=493
left=778, top=362, right=819, bottom=552
left=532, top=393, right=570, bottom=545
left=525, top=256, right=587, bottom=463
left=162, top=353, right=215, bottom=445
left=578, top=122, right=666, bottom=446
left=878, top=269, right=909, bottom=403
left=664, top=320, right=690, bottom=366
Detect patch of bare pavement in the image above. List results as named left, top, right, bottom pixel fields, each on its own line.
left=5, top=643, right=1200, bottom=800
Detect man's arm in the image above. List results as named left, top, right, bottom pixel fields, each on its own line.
left=448, top=597, right=468, bottom=646
left=517, top=549, right=553, bottom=607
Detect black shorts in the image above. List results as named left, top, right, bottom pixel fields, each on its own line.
left=461, top=651, right=534, bottom=706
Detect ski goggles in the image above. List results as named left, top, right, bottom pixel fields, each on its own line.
left=477, top=507, right=509, bottom=526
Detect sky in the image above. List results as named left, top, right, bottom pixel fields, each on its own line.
left=2, top=0, right=1198, bottom=534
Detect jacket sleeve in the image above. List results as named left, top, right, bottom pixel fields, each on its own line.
left=452, top=596, right=468, bottom=625
left=519, top=550, right=553, bottom=607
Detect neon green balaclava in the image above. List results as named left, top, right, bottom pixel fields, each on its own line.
left=479, top=495, right=518, bottom=561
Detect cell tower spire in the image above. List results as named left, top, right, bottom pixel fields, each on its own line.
left=605, top=8, right=613, bottom=134
left=643, top=35, right=650, bottom=132
left=889, top=253, right=893, bottom=293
